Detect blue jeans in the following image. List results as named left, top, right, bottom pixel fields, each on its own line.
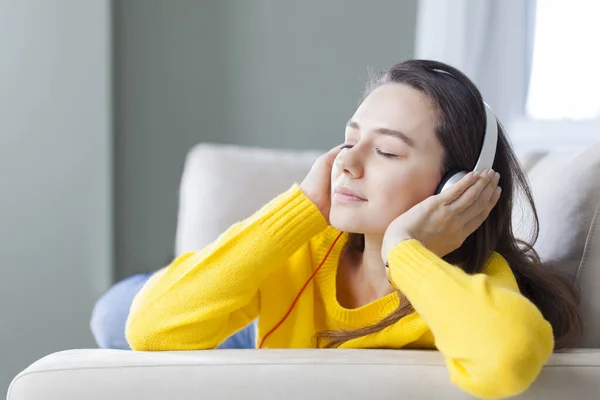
left=90, top=273, right=257, bottom=349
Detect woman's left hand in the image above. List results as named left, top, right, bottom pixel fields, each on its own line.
left=381, top=168, right=502, bottom=262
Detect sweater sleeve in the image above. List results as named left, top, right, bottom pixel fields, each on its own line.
left=125, top=185, right=327, bottom=351
left=386, top=240, right=554, bottom=400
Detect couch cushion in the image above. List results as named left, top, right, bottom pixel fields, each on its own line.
left=8, top=349, right=600, bottom=400
left=513, top=143, right=600, bottom=348
left=175, top=143, right=320, bottom=255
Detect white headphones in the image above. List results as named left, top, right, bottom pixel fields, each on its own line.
left=434, top=102, right=498, bottom=195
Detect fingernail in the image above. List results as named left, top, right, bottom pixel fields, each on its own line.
left=496, top=186, right=502, bottom=195
left=494, top=172, right=500, bottom=180
left=473, top=170, right=480, bottom=177
left=487, top=169, right=495, bottom=178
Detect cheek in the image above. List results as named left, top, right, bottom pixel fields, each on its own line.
left=376, top=179, right=415, bottom=218
left=374, top=170, right=439, bottom=216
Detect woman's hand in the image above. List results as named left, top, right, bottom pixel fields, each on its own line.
left=381, top=168, right=501, bottom=262
left=300, top=145, right=343, bottom=223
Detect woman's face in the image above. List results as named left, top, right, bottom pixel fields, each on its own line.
left=330, top=83, right=445, bottom=235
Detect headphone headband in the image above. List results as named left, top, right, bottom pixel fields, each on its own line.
left=431, top=68, right=499, bottom=193
left=475, top=102, right=498, bottom=172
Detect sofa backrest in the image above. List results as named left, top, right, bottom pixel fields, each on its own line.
left=513, top=144, right=600, bottom=348
left=176, top=143, right=600, bottom=348
left=175, top=143, right=318, bottom=255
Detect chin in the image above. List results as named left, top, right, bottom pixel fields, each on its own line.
left=329, top=205, right=382, bottom=234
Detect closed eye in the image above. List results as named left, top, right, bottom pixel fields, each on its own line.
left=341, top=144, right=399, bottom=159
left=376, top=148, right=399, bottom=159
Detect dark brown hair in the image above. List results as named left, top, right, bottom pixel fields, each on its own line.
left=316, top=60, right=582, bottom=350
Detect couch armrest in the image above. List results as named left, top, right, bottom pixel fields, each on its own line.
left=8, top=349, right=600, bottom=400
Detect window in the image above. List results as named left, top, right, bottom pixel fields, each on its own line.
left=510, top=0, right=600, bottom=152
left=526, top=0, right=600, bottom=120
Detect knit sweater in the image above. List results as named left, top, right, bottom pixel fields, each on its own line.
left=126, top=184, right=554, bottom=399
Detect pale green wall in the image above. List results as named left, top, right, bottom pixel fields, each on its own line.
left=0, top=0, right=111, bottom=392
left=114, top=0, right=418, bottom=278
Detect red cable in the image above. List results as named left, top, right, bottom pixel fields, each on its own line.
left=258, top=231, right=344, bottom=349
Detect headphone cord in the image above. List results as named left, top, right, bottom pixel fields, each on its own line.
left=258, top=231, right=345, bottom=349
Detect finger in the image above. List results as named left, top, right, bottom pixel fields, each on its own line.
left=463, top=185, right=502, bottom=235
left=439, top=171, right=479, bottom=205
left=448, top=169, right=497, bottom=213
left=457, top=172, right=500, bottom=223
left=323, top=144, right=345, bottom=166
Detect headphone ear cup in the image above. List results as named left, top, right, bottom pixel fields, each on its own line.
left=435, top=170, right=468, bottom=195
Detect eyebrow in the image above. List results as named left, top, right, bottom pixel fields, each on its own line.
left=346, top=120, right=416, bottom=148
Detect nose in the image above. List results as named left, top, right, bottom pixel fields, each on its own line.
left=335, top=147, right=363, bottom=178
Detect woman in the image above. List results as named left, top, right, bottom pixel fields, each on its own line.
left=124, top=60, right=582, bottom=399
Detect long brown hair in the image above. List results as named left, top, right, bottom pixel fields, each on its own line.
left=316, top=60, right=582, bottom=350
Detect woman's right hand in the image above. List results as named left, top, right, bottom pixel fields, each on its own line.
left=300, top=145, right=344, bottom=223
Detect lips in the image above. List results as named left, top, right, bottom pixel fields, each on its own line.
left=333, top=186, right=367, bottom=201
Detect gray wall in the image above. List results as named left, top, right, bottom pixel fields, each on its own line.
left=115, top=0, right=418, bottom=279
left=0, top=0, right=112, bottom=393
left=114, top=0, right=225, bottom=279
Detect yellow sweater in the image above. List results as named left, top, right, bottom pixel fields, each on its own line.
left=126, top=185, right=554, bottom=399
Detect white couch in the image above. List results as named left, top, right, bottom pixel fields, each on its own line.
left=8, top=143, right=600, bottom=399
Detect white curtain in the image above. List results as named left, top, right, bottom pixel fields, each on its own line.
left=414, top=0, right=536, bottom=126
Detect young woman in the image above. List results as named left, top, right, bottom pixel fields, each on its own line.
left=124, top=60, right=581, bottom=399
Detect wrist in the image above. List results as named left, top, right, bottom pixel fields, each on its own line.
left=298, top=185, right=327, bottom=217
left=382, top=232, right=415, bottom=265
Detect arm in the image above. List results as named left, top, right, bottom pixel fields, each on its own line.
left=125, top=185, right=327, bottom=351
left=387, top=240, right=554, bottom=400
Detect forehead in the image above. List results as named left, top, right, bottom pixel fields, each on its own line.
left=351, top=83, right=438, bottom=140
